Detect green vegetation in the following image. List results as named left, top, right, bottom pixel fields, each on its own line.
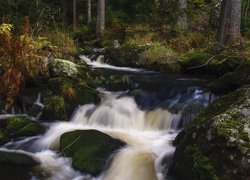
left=0, top=116, right=42, bottom=145
left=60, top=130, right=125, bottom=175
left=171, top=145, right=219, bottom=180
left=42, top=95, right=66, bottom=120
left=171, top=86, right=250, bottom=180
left=0, top=150, right=38, bottom=165
left=0, top=1, right=249, bottom=179
left=0, top=0, right=249, bottom=108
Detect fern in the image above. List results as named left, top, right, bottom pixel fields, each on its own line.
left=0, top=23, right=45, bottom=109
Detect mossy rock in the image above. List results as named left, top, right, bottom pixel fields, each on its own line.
left=209, top=61, right=250, bottom=94
left=60, top=130, right=125, bottom=175
left=181, top=52, right=208, bottom=69
left=75, top=88, right=100, bottom=105
left=170, top=86, right=250, bottom=180
left=5, top=117, right=42, bottom=138
left=46, top=77, right=100, bottom=120
left=49, top=58, right=79, bottom=79
left=41, top=95, right=66, bottom=120
left=0, top=150, right=38, bottom=165
left=170, top=145, right=219, bottom=180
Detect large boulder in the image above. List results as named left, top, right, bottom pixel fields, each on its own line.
left=60, top=130, right=125, bottom=176
left=209, top=61, right=250, bottom=94
left=0, top=116, right=42, bottom=144
left=49, top=58, right=79, bottom=79
left=0, top=150, right=38, bottom=165
left=169, top=86, right=250, bottom=180
left=40, top=85, right=100, bottom=121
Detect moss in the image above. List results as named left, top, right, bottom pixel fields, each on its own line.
left=209, top=72, right=238, bottom=94
left=14, top=123, right=41, bottom=137
left=171, top=145, right=219, bottom=180
left=171, top=86, right=250, bottom=179
left=187, top=145, right=219, bottom=180
left=211, top=110, right=250, bottom=156
left=48, top=76, right=99, bottom=105
left=72, top=145, right=108, bottom=175
left=180, top=52, right=208, bottom=68
left=43, top=95, right=66, bottom=120
left=60, top=130, right=125, bottom=175
left=76, top=88, right=100, bottom=105
left=5, top=117, right=41, bottom=138
left=138, top=43, right=176, bottom=65
left=0, top=150, right=38, bottom=165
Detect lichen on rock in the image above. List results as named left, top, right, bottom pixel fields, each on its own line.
left=169, top=86, right=250, bottom=180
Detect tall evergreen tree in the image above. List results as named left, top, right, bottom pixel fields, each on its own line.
left=216, top=0, right=242, bottom=47
left=87, top=0, right=91, bottom=25
left=73, top=0, right=77, bottom=30
left=96, top=0, right=105, bottom=37
left=178, top=0, right=187, bottom=30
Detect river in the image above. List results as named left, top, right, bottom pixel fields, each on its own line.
left=0, top=56, right=216, bottom=180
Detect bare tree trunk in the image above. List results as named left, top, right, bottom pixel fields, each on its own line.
left=73, top=0, right=76, bottom=30
left=96, top=0, right=105, bottom=37
left=87, top=0, right=91, bottom=25
left=216, top=0, right=241, bottom=47
left=177, top=0, right=187, bottom=30
left=61, top=0, right=68, bottom=25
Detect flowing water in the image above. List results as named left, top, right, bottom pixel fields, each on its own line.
left=0, top=56, right=216, bottom=180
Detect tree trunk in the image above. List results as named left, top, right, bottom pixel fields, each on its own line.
left=96, top=0, right=105, bottom=37
left=87, top=0, right=91, bottom=25
left=73, top=0, right=76, bottom=30
left=216, top=0, right=241, bottom=47
left=177, top=0, right=187, bottom=30
left=61, top=0, right=68, bottom=25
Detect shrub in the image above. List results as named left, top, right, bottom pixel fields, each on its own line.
left=138, top=42, right=175, bottom=65
left=43, top=95, right=66, bottom=120
left=45, top=30, right=76, bottom=59
left=0, top=23, right=45, bottom=109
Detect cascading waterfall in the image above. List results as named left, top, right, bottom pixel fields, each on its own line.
left=0, top=66, right=216, bottom=179
left=31, top=87, right=213, bottom=180
left=80, top=55, right=146, bottom=72
left=35, top=92, right=178, bottom=180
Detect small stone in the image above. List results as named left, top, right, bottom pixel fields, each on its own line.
left=230, top=155, right=234, bottom=160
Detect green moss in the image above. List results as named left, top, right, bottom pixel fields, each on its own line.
left=76, top=88, right=100, bottom=105
left=5, top=117, right=41, bottom=138
left=187, top=145, right=219, bottom=180
left=43, top=95, right=66, bottom=120
left=72, top=145, right=107, bottom=175
left=172, top=145, right=219, bottom=180
left=14, top=123, right=41, bottom=137
left=209, top=72, right=238, bottom=94
left=0, top=151, right=38, bottom=165
left=60, top=130, right=125, bottom=175
left=212, top=109, right=249, bottom=156
left=181, top=52, right=208, bottom=68
left=171, top=86, right=250, bottom=179
left=138, top=43, right=176, bottom=65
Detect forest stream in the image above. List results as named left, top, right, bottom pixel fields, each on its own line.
left=0, top=57, right=216, bottom=180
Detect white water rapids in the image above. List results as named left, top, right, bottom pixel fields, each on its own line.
left=80, top=55, right=146, bottom=72
left=0, top=57, right=215, bottom=179
left=33, top=91, right=178, bottom=180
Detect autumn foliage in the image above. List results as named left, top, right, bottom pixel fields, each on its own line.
left=0, top=22, right=44, bottom=109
